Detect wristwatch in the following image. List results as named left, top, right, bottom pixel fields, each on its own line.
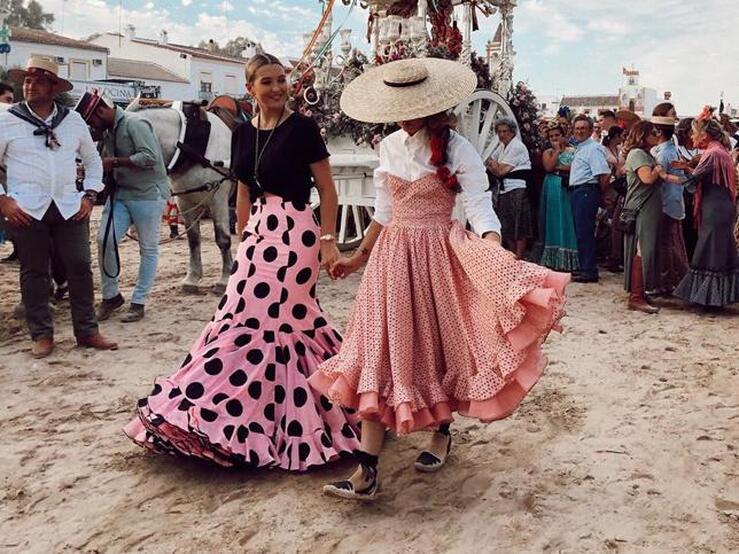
left=319, top=234, right=336, bottom=242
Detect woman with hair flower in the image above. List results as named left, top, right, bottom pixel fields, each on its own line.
left=307, top=58, right=570, bottom=500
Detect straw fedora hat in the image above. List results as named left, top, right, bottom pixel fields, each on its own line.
left=8, top=56, right=74, bottom=94
left=340, top=58, right=477, bottom=124
left=650, top=115, right=677, bottom=127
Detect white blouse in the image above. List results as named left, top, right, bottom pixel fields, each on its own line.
left=373, top=128, right=501, bottom=237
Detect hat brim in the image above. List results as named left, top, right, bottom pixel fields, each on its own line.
left=7, top=68, right=74, bottom=94
left=340, top=58, right=478, bottom=124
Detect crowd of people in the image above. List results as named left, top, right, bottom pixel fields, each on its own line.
left=487, top=102, right=739, bottom=313
left=0, top=51, right=736, bottom=506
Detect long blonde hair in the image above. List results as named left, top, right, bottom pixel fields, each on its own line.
left=622, top=120, right=654, bottom=159
left=692, top=117, right=732, bottom=150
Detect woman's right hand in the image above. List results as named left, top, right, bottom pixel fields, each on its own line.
left=329, top=254, right=363, bottom=280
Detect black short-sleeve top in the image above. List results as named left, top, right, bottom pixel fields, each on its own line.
left=231, top=113, right=329, bottom=203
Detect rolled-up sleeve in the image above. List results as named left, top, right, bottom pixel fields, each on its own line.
left=127, top=118, right=160, bottom=169
left=77, top=118, right=104, bottom=192
left=591, top=145, right=611, bottom=177
left=372, top=141, right=392, bottom=226
left=454, top=137, right=501, bottom=237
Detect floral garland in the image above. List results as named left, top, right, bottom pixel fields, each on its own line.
left=507, top=80, right=541, bottom=153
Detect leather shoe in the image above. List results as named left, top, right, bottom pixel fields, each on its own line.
left=77, top=333, right=118, bottom=350
left=97, top=294, right=125, bottom=321
left=121, top=303, right=145, bottom=323
left=31, top=337, right=55, bottom=358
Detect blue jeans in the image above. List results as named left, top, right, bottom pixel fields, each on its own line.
left=570, top=184, right=601, bottom=278
left=98, top=197, right=166, bottom=305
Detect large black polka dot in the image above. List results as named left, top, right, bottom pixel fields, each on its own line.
left=281, top=230, right=290, bottom=246
left=229, top=369, right=247, bottom=387
left=151, top=383, right=162, bottom=396
left=294, top=341, right=306, bottom=356
left=319, top=395, right=333, bottom=412
left=279, top=323, right=293, bottom=334
left=217, top=295, right=228, bottom=310
left=265, top=363, right=276, bottom=381
left=203, top=347, right=219, bottom=358
left=249, top=421, right=264, bottom=434
left=168, top=387, right=181, bottom=399
left=254, top=282, right=270, bottom=299
left=287, top=251, right=298, bottom=267
left=280, top=415, right=287, bottom=431
left=324, top=332, right=335, bottom=349
left=301, top=230, right=316, bottom=247
left=341, top=423, right=355, bottom=438
left=246, top=349, right=264, bottom=365
left=296, top=268, right=312, bottom=285
left=293, top=387, right=308, bottom=407
left=275, top=385, right=286, bottom=404
left=279, top=288, right=289, bottom=304
left=266, top=214, right=279, bottom=231
left=226, top=398, right=243, bottom=417
left=263, top=403, right=275, bottom=421
left=263, top=330, right=275, bottom=343
left=254, top=219, right=261, bottom=235
left=304, top=329, right=315, bottom=339
left=248, top=381, right=262, bottom=400
left=236, top=280, right=247, bottom=294
left=230, top=260, right=239, bottom=275
left=245, top=318, right=260, bottom=329
left=137, top=397, right=148, bottom=407
left=309, top=284, right=316, bottom=298
left=201, top=408, right=218, bottom=422
left=212, top=392, right=228, bottom=405
left=275, top=346, right=287, bottom=365
left=235, top=298, right=246, bottom=314
left=332, top=329, right=342, bottom=342
left=249, top=450, right=260, bottom=465
left=268, top=303, right=280, bottom=318
left=314, top=317, right=327, bottom=328
left=292, top=304, right=308, bottom=320
left=263, top=246, right=278, bottom=263
left=181, top=353, right=192, bottom=367
left=248, top=263, right=256, bottom=278
left=204, top=358, right=223, bottom=375
left=276, top=266, right=287, bottom=283
left=246, top=245, right=255, bottom=260
left=320, top=432, right=333, bottom=448
left=298, top=443, right=311, bottom=462
left=185, top=382, right=204, bottom=399
left=286, top=216, right=295, bottom=230
left=287, top=420, right=303, bottom=437
left=234, top=334, right=252, bottom=347
left=250, top=205, right=257, bottom=216
left=237, top=425, right=249, bottom=443
left=223, top=425, right=235, bottom=440
left=178, top=398, right=194, bottom=411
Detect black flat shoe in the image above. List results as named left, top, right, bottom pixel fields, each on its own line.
left=414, top=433, right=452, bottom=473
left=323, top=464, right=379, bottom=501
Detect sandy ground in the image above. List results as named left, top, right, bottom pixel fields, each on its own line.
left=0, top=208, right=738, bottom=554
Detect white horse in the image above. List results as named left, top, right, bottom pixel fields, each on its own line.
left=127, top=102, right=234, bottom=294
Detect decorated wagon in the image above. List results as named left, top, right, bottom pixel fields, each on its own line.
left=292, top=0, right=524, bottom=247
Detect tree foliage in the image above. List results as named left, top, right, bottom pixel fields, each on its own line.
left=5, top=0, right=55, bottom=31
left=196, top=36, right=261, bottom=58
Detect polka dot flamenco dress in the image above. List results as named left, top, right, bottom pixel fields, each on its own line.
left=124, top=197, right=361, bottom=469
left=308, top=174, right=570, bottom=434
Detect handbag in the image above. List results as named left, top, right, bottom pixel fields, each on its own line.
left=614, top=183, right=656, bottom=235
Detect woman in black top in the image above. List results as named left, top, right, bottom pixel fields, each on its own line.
left=124, top=53, right=360, bottom=470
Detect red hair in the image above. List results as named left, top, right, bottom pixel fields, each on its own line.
left=427, top=112, right=461, bottom=193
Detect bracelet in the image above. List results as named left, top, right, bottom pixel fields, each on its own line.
left=83, top=190, right=98, bottom=203
left=319, top=234, right=336, bottom=242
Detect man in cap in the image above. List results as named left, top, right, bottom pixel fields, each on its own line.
left=0, top=56, right=117, bottom=357
left=76, top=91, right=169, bottom=322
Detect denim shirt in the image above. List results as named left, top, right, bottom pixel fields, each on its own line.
left=570, top=138, right=610, bottom=187
left=651, top=141, right=685, bottom=220
left=104, top=108, right=169, bottom=201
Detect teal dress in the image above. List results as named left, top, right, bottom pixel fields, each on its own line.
left=540, top=150, right=580, bottom=271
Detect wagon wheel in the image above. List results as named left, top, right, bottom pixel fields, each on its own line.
left=453, top=90, right=517, bottom=162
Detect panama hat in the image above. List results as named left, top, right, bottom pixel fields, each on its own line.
left=8, top=56, right=74, bottom=94
left=74, top=90, right=114, bottom=122
left=650, top=115, right=677, bottom=127
left=339, top=58, right=477, bottom=124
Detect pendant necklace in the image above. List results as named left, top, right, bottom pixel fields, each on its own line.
left=253, top=106, right=286, bottom=193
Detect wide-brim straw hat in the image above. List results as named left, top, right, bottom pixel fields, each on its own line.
left=8, top=56, right=74, bottom=94
left=340, top=58, right=477, bottom=124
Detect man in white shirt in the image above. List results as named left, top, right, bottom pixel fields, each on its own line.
left=486, top=117, right=532, bottom=258
left=0, top=57, right=117, bottom=358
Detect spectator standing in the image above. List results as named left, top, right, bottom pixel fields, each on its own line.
left=603, top=126, right=627, bottom=271
left=650, top=116, right=688, bottom=295
left=486, top=117, right=533, bottom=258
left=0, top=82, right=14, bottom=253
left=675, top=117, right=701, bottom=258
left=0, top=57, right=117, bottom=357
left=76, top=91, right=170, bottom=323
left=568, top=114, right=611, bottom=282
left=598, top=110, right=618, bottom=135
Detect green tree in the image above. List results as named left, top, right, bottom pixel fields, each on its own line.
left=6, top=0, right=55, bottom=31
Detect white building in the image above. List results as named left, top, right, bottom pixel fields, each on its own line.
left=560, top=94, right=619, bottom=117
left=89, top=26, right=251, bottom=102
left=618, top=67, right=657, bottom=117
left=104, top=57, right=189, bottom=100
left=535, top=94, right=562, bottom=119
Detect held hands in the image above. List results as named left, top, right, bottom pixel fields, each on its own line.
left=328, top=254, right=363, bottom=280
left=0, top=196, right=33, bottom=227
left=483, top=231, right=502, bottom=246
left=319, top=240, right=341, bottom=279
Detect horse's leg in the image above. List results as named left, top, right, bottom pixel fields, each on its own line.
left=179, top=200, right=204, bottom=293
left=209, top=184, right=233, bottom=295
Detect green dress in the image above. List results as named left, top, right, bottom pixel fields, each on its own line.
left=623, top=149, right=663, bottom=292
left=539, top=149, right=579, bottom=271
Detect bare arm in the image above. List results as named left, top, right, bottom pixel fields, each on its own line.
left=636, top=165, right=663, bottom=185
left=310, top=158, right=341, bottom=273
left=542, top=148, right=559, bottom=172
left=329, top=220, right=384, bottom=279
left=235, top=181, right=251, bottom=235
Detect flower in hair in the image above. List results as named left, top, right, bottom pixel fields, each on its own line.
left=696, top=105, right=715, bottom=122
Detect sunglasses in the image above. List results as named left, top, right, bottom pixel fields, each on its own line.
left=651, top=130, right=662, bottom=136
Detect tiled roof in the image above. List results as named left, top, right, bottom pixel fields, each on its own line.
left=107, top=57, right=189, bottom=83
left=10, top=26, right=109, bottom=53
left=134, top=39, right=246, bottom=65
left=560, top=95, right=619, bottom=107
